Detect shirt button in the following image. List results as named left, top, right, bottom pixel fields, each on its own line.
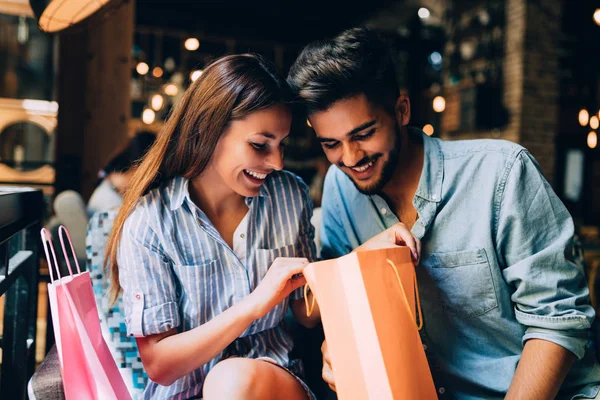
left=432, top=195, right=437, bottom=201
left=423, top=344, right=427, bottom=350
left=240, top=233, right=245, bottom=239
left=438, top=387, right=446, bottom=394
left=381, top=208, right=388, bottom=215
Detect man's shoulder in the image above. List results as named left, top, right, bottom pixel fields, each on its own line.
left=439, top=137, right=524, bottom=161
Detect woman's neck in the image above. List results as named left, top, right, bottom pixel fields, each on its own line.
left=189, top=168, right=246, bottom=218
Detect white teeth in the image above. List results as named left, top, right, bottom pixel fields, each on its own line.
left=352, top=160, right=374, bottom=172
left=245, top=170, right=267, bottom=180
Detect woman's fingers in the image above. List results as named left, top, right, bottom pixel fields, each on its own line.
left=290, top=275, right=307, bottom=291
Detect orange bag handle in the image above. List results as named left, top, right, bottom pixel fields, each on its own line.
left=387, top=259, right=423, bottom=330
left=304, top=283, right=316, bottom=317
left=304, top=259, right=423, bottom=329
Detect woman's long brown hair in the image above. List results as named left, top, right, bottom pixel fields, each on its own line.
left=104, top=54, right=290, bottom=304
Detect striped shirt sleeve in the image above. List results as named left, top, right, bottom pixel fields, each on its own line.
left=117, top=203, right=180, bottom=337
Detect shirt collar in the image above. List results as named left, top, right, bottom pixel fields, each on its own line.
left=168, top=177, right=189, bottom=211
left=412, top=127, right=444, bottom=203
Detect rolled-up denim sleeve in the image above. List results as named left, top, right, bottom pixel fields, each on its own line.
left=497, top=150, right=594, bottom=359
left=117, top=204, right=180, bottom=337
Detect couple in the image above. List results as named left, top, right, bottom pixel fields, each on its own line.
left=106, top=28, right=600, bottom=399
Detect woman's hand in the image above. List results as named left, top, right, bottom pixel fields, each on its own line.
left=354, top=222, right=421, bottom=264
left=250, top=257, right=308, bottom=318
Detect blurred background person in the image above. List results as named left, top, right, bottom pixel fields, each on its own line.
left=87, top=131, right=155, bottom=215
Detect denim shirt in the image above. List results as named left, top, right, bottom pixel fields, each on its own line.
left=320, top=128, right=600, bottom=399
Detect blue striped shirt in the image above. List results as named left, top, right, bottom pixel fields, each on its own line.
left=117, top=171, right=316, bottom=399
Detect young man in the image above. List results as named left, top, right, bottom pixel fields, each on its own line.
left=288, top=27, right=600, bottom=399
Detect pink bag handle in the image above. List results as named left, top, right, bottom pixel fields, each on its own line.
left=58, top=225, right=82, bottom=275
left=40, top=228, right=62, bottom=283
left=40, top=225, right=82, bottom=283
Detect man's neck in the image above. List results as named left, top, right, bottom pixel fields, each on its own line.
left=381, top=129, right=424, bottom=210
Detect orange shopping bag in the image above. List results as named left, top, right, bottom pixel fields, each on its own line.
left=303, top=247, right=437, bottom=400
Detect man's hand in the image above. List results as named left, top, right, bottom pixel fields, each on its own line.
left=321, top=339, right=337, bottom=392
left=355, top=222, right=421, bottom=264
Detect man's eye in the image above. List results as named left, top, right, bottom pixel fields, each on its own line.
left=356, top=129, right=376, bottom=140
left=323, top=142, right=339, bottom=149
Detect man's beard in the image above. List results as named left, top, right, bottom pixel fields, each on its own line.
left=343, top=125, right=401, bottom=195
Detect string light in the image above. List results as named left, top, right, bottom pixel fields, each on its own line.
left=588, top=131, right=597, bottom=149
left=423, top=124, right=434, bottom=136
left=184, top=38, right=200, bottom=51
left=152, top=67, right=163, bottom=78
left=190, top=70, right=203, bottom=82
left=164, top=84, right=178, bottom=96
left=418, top=8, right=430, bottom=19
left=433, top=96, right=446, bottom=113
left=142, top=108, right=155, bottom=124
left=151, top=94, right=164, bottom=111
left=579, top=109, right=590, bottom=126
left=136, top=62, right=149, bottom=75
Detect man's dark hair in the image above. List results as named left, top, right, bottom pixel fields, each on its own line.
left=287, top=27, right=399, bottom=115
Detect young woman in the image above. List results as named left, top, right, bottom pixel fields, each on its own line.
left=104, top=54, right=320, bottom=399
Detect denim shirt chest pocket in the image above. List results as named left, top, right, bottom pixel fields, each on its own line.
left=422, top=248, right=499, bottom=319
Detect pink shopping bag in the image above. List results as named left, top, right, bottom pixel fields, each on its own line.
left=41, top=226, right=131, bottom=400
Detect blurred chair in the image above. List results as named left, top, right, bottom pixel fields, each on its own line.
left=28, top=346, right=64, bottom=400
left=47, top=190, right=89, bottom=266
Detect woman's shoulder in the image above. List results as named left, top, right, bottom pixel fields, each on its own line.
left=133, top=177, right=185, bottom=212
left=133, top=186, right=164, bottom=214
left=123, top=178, right=181, bottom=232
